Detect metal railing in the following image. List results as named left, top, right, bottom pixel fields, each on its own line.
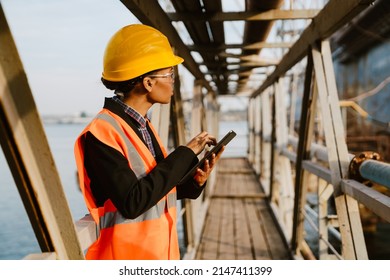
left=247, top=40, right=390, bottom=259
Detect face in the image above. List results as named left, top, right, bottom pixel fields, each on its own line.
left=145, top=67, right=175, bottom=104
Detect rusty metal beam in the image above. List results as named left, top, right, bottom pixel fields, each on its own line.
left=0, top=4, right=83, bottom=259
left=167, top=9, right=319, bottom=22
left=188, top=41, right=292, bottom=52
left=251, top=0, right=377, bottom=98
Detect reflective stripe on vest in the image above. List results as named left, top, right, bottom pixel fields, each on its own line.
left=99, top=192, right=177, bottom=230
left=95, top=113, right=146, bottom=178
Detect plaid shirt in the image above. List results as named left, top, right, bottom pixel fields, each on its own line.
left=112, top=96, right=156, bottom=157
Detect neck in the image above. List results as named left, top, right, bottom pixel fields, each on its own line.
left=122, top=95, right=151, bottom=117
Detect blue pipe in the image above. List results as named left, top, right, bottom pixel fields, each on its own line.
left=360, top=160, right=390, bottom=190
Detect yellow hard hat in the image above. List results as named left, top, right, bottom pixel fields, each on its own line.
left=102, top=24, right=184, bottom=82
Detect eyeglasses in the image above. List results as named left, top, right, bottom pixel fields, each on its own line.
left=147, top=71, right=175, bottom=82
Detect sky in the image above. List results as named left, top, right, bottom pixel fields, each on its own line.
left=1, top=0, right=141, bottom=116
left=1, top=0, right=250, bottom=117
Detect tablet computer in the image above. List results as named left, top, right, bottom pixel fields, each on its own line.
left=178, top=130, right=236, bottom=184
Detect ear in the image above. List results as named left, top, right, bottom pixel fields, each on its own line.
left=143, top=77, right=154, bottom=92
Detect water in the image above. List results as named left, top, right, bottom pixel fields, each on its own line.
left=0, top=121, right=247, bottom=260
left=0, top=123, right=88, bottom=260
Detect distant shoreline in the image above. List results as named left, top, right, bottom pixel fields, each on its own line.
left=42, top=110, right=247, bottom=124
left=41, top=115, right=93, bottom=125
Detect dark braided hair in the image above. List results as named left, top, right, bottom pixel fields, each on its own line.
left=101, top=76, right=144, bottom=96
left=101, top=69, right=160, bottom=99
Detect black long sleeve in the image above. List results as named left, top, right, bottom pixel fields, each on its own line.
left=84, top=132, right=204, bottom=219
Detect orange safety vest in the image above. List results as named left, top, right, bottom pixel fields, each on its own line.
left=74, top=109, right=179, bottom=260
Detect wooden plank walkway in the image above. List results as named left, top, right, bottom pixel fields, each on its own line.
left=195, top=157, right=291, bottom=260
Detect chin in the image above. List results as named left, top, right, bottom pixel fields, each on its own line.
left=160, top=99, right=171, bottom=104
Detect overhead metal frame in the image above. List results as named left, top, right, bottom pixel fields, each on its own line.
left=120, top=0, right=320, bottom=96
left=252, top=0, right=377, bottom=98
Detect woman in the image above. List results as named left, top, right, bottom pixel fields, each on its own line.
left=74, top=24, right=224, bottom=260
